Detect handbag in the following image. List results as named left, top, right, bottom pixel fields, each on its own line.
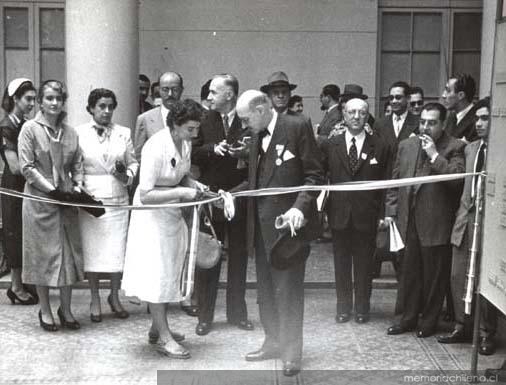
left=191, top=205, right=222, bottom=269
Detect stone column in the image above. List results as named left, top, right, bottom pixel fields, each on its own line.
left=65, top=0, right=139, bottom=129
left=479, top=0, right=498, bottom=97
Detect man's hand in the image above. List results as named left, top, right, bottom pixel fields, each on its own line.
left=283, top=207, right=305, bottom=230
left=378, top=216, right=394, bottom=230
left=228, top=142, right=249, bottom=159
left=420, top=134, right=438, bottom=160
left=214, top=140, right=229, bottom=156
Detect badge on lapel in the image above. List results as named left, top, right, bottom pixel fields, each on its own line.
left=361, top=152, right=367, bottom=160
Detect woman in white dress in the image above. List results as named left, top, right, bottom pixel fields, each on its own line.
left=76, top=88, right=138, bottom=322
left=122, top=99, right=207, bottom=359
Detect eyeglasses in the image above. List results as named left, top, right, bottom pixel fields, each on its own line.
left=474, top=114, right=489, bottom=122
left=410, top=101, right=424, bottom=107
left=160, top=86, right=182, bottom=94
left=345, top=109, right=368, bottom=117
left=388, top=95, right=404, bottom=101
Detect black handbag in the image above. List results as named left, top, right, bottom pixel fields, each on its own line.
left=196, top=212, right=222, bottom=269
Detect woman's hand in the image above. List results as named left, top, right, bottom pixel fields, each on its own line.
left=180, top=187, right=200, bottom=202
left=112, top=169, right=129, bottom=184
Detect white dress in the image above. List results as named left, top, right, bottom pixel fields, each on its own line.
left=76, top=121, right=138, bottom=273
left=121, top=128, right=191, bottom=303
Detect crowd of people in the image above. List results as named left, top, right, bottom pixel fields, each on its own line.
left=0, top=69, right=500, bottom=377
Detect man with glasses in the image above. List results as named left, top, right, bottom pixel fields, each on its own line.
left=373, top=81, right=419, bottom=150
left=437, top=97, right=498, bottom=355
left=384, top=103, right=465, bottom=338
left=133, top=71, right=184, bottom=160
left=408, top=86, right=424, bottom=116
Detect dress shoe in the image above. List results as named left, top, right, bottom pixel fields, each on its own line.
left=6, top=288, right=37, bottom=305
left=107, top=295, right=129, bottom=319
left=149, top=329, right=185, bottom=344
left=387, top=324, right=414, bottom=335
left=437, top=329, right=470, bottom=344
left=416, top=329, right=433, bottom=338
left=195, top=322, right=212, bottom=336
left=90, top=303, right=102, bottom=323
left=479, top=336, right=496, bottom=356
left=245, top=346, right=280, bottom=361
left=181, top=304, right=199, bottom=317
left=38, top=310, right=58, bottom=332
left=155, top=340, right=191, bottom=359
left=57, top=307, right=81, bottom=330
left=335, top=313, right=350, bottom=323
left=283, top=361, right=301, bottom=377
left=230, top=319, right=254, bottom=331
left=355, top=313, right=369, bottom=324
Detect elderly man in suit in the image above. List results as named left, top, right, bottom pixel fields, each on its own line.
left=321, top=98, right=393, bottom=324
left=437, top=97, right=498, bottom=355
left=374, top=81, right=419, bottom=150
left=317, top=84, right=342, bottom=140
left=442, top=73, right=478, bottom=143
left=133, top=71, right=184, bottom=160
left=234, top=90, right=323, bottom=377
left=385, top=102, right=465, bottom=338
left=191, top=73, right=253, bottom=336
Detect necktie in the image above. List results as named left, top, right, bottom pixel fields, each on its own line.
left=349, top=137, right=358, bottom=174
left=223, top=115, right=229, bottom=137
left=394, top=114, right=402, bottom=137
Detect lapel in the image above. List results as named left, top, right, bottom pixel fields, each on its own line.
left=261, top=119, right=288, bottom=187
left=398, top=112, right=417, bottom=140
left=226, top=113, right=243, bottom=143
left=355, top=134, right=372, bottom=173
left=329, top=133, right=352, bottom=175
left=149, top=107, right=163, bottom=130
left=249, top=134, right=260, bottom=189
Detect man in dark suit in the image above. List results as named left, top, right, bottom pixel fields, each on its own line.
left=234, top=90, right=324, bottom=377
left=139, top=74, right=153, bottom=115
left=442, top=73, right=478, bottom=143
left=385, top=103, right=465, bottom=338
left=192, top=74, right=253, bottom=336
left=437, top=97, right=498, bottom=354
left=321, top=98, right=393, bottom=324
left=317, top=84, right=342, bottom=140
left=373, top=81, right=419, bottom=150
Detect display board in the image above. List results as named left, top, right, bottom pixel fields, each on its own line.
left=480, top=14, right=506, bottom=316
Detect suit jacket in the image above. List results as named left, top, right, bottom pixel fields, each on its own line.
left=321, top=132, right=393, bottom=234
left=132, top=107, right=164, bottom=161
left=373, top=112, right=419, bottom=150
left=451, top=139, right=482, bottom=247
left=445, top=107, right=479, bottom=143
left=233, top=113, right=324, bottom=261
left=191, top=110, right=248, bottom=191
left=317, top=107, right=342, bottom=138
left=385, top=132, right=465, bottom=247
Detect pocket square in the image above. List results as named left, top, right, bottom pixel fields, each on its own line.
left=370, top=157, right=378, bottom=165
left=283, top=150, right=295, bottom=161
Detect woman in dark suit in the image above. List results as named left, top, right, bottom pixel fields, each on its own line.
left=0, top=78, right=37, bottom=305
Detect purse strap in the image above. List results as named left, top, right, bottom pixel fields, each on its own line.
left=182, top=204, right=200, bottom=300
left=202, top=203, right=218, bottom=240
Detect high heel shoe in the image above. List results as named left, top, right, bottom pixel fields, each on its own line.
left=57, top=307, right=81, bottom=330
left=7, top=288, right=37, bottom=305
left=38, top=310, right=58, bottom=332
left=107, top=295, right=129, bottom=319
left=90, top=304, right=102, bottom=323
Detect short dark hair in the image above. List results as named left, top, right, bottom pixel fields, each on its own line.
left=86, top=88, right=118, bottom=114
left=389, top=81, right=410, bottom=97
left=288, top=95, right=302, bottom=108
left=2, top=80, right=36, bottom=113
left=37, top=80, right=67, bottom=104
left=200, top=79, right=212, bottom=100
left=214, top=74, right=239, bottom=96
left=474, top=96, right=490, bottom=112
left=321, top=84, right=340, bottom=101
left=409, top=86, right=424, bottom=99
left=139, top=74, right=150, bottom=84
left=151, top=81, right=159, bottom=96
left=452, top=73, right=476, bottom=103
left=422, top=102, right=447, bottom=122
left=167, top=99, right=205, bottom=128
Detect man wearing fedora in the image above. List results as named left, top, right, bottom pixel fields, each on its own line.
left=233, top=89, right=323, bottom=377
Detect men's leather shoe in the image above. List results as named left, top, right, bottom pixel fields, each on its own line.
left=195, top=322, right=212, bottom=336
left=416, top=329, right=433, bottom=338
left=335, top=313, right=350, bottom=323
left=245, top=347, right=280, bottom=362
left=437, top=329, right=470, bottom=344
left=283, top=361, right=301, bottom=377
left=355, top=314, right=369, bottom=324
left=231, top=319, right=254, bottom=331
left=181, top=305, right=199, bottom=317
left=479, top=336, right=496, bottom=356
left=387, top=324, right=414, bottom=335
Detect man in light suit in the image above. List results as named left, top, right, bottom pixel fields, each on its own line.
left=192, top=74, right=253, bottom=336
left=321, top=98, right=393, bottom=324
left=133, top=71, right=184, bottom=160
left=316, top=84, right=342, bottom=141
left=234, top=90, right=324, bottom=377
left=385, top=103, right=465, bottom=338
left=437, top=97, right=498, bottom=354
left=373, top=81, right=419, bottom=150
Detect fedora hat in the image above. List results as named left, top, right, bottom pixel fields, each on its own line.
left=260, top=71, right=297, bottom=93
left=341, top=84, right=368, bottom=101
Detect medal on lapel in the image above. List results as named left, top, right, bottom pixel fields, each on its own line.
left=275, top=144, right=285, bottom=166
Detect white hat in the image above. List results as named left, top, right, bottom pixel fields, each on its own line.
left=7, top=78, right=31, bottom=97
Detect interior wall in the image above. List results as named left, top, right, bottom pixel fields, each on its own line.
left=138, top=0, right=379, bottom=123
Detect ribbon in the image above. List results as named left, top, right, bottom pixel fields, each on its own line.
left=0, top=172, right=482, bottom=211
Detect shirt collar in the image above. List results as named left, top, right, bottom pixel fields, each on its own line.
left=222, top=109, right=236, bottom=125
left=9, top=113, right=21, bottom=125
left=345, top=128, right=366, bottom=143
left=393, top=110, right=408, bottom=122
left=266, top=110, right=278, bottom=136
left=327, top=103, right=339, bottom=113
left=456, top=103, right=474, bottom=124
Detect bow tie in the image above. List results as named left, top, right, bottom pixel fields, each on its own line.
left=94, top=124, right=110, bottom=138
left=259, top=129, right=270, bottom=140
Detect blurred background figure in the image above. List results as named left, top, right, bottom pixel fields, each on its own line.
left=200, top=79, right=212, bottom=110
left=151, top=81, right=161, bottom=107
left=288, top=95, right=304, bottom=115
left=139, top=74, right=153, bottom=114
left=408, top=86, right=424, bottom=116
left=383, top=100, right=392, bottom=117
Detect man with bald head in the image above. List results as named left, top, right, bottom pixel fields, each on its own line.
left=233, top=90, right=323, bottom=377
left=133, top=71, right=184, bottom=160
left=321, top=98, right=393, bottom=324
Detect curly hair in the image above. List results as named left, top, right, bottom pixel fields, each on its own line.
left=86, top=88, right=118, bottom=114
left=167, top=99, right=205, bottom=128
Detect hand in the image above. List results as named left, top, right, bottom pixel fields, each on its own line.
left=420, top=134, right=437, bottom=160
left=112, top=169, right=129, bottom=184
left=228, top=142, right=249, bottom=159
left=283, top=207, right=305, bottom=230
left=378, top=216, right=394, bottom=230
left=180, top=187, right=199, bottom=202
left=214, top=140, right=229, bottom=156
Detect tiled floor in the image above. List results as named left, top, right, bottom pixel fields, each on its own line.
left=1, top=288, right=505, bottom=385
